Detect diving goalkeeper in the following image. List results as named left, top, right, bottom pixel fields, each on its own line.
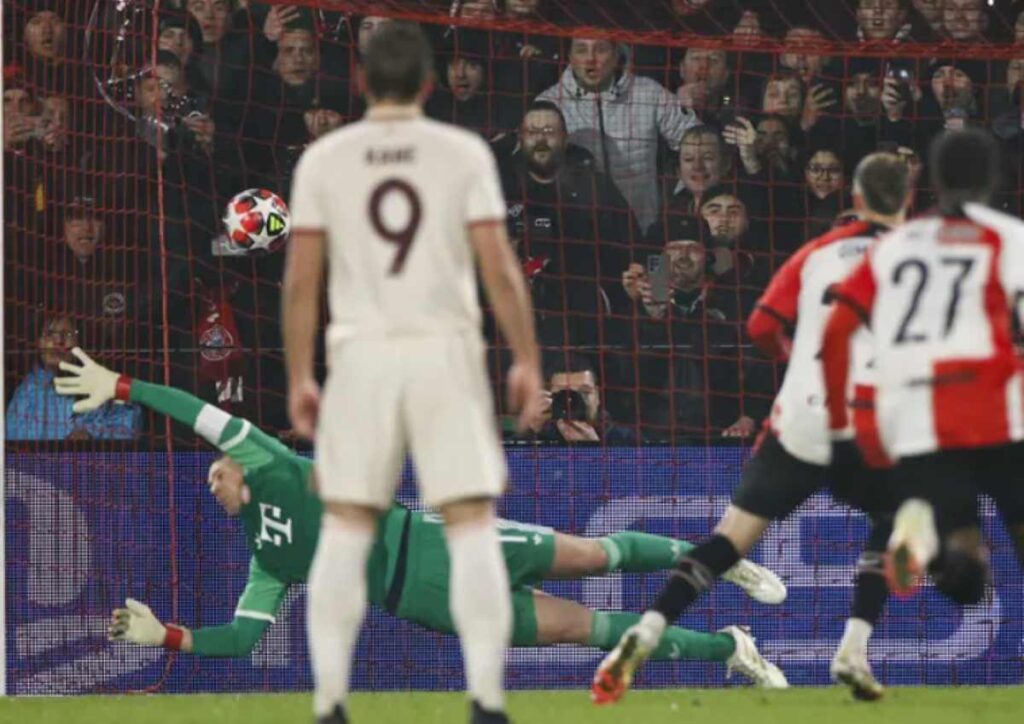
left=55, top=348, right=787, bottom=687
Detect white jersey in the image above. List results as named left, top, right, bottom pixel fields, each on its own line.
left=832, top=204, right=1024, bottom=457
left=289, top=105, right=507, bottom=346
left=753, top=221, right=887, bottom=465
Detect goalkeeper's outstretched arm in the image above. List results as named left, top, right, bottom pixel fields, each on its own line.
left=55, top=348, right=290, bottom=472
left=109, top=559, right=290, bottom=657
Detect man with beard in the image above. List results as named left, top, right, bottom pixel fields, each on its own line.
left=501, top=101, right=638, bottom=347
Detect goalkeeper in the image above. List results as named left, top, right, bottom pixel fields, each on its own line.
left=56, top=348, right=787, bottom=687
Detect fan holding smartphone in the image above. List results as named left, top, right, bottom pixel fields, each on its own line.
left=621, top=239, right=711, bottom=320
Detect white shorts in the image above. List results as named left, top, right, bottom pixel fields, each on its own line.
left=315, top=332, right=507, bottom=509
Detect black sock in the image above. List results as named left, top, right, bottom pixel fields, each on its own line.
left=652, top=534, right=740, bottom=622
left=852, top=516, right=891, bottom=625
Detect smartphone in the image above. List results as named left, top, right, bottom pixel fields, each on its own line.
left=646, top=253, right=671, bottom=305
left=886, top=64, right=914, bottom=106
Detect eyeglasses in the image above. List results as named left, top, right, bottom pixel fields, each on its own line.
left=43, top=328, right=78, bottom=342
left=808, top=164, right=843, bottom=177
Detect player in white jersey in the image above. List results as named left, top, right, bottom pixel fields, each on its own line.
left=281, top=24, right=542, bottom=724
left=823, top=129, right=1024, bottom=603
left=591, top=153, right=914, bottom=705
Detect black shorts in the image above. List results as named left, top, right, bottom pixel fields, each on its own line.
left=893, top=442, right=1024, bottom=534
left=733, top=433, right=893, bottom=521
left=732, top=433, right=824, bottom=520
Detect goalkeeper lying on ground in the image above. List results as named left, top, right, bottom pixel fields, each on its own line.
left=56, top=348, right=788, bottom=687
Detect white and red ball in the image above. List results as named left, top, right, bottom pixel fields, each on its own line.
left=222, top=188, right=291, bottom=254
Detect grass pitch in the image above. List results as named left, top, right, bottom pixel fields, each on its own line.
left=2, top=688, right=1021, bottom=724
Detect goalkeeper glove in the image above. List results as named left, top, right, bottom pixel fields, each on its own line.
left=109, top=598, right=186, bottom=650
left=54, top=347, right=130, bottom=412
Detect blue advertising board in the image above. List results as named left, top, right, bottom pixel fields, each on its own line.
left=5, top=449, right=1022, bottom=694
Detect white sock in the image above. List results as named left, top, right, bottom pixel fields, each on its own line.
left=839, top=618, right=873, bottom=654
left=307, top=517, right=375, bottom=717
left=446, top=521, right=512, bottom=712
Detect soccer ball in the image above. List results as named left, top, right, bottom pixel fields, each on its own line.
left=223, top=188, right=291, bottom=254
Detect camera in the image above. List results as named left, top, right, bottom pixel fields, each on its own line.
left=550, top=389, right=588, bottom=421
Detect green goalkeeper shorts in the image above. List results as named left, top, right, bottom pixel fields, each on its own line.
left=393, top=513, right=557, bottom=646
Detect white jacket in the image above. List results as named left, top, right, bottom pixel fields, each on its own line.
left=538, top=64, right=698, bottom=232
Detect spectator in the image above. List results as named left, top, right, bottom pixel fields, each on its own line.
left=538, top=37, right=699, bottom=231
left=648, top=126, right=728, bottom=246
left=20, top=4, right=69, bottom=90
left=453, top=2, right=563, bottom=109
left=855, top=0, right=912, bottom=42
left=6, top=314, right=140, bottom=441
left=622, top=236, right=763, bottom=441
left=518, top=353, right=639, bottom=445
left=698, top=185, right=768, bottom=292
left=803, top=148, right=848, bottom=237
left=992, top=57, right=1024, bottom=140
left=3, top=82, right=40, bottom=153
left=676, top=48, right=737, bottom=126
left=778, top=27, right=839, bottom=139
left=185, top=0, right=250, bottom=103
left=942, top=0, right=990, bottom=42
left=839, top=59, right=914, bottom=165
left=428, top=31, right=521, bottom=136
left=779, top=27, right=831, bottom=87
left=500, top=101, right=636, bottom=346
left=157, top=9, right=208, bottom=94
left=751, top=115, right=801, bottom=181
left=621, top=238, right=733, bottom=322
left=910, top=0, right=946, bottom=38
left=923, top=60, right=986, bottom=134
left=760, top=72, right=806, bottom=126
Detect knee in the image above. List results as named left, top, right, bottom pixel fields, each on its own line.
left=932, top=550, right=989, bottom=605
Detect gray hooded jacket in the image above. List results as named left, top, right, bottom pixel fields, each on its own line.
left=538, top=54, right=699, bottom=232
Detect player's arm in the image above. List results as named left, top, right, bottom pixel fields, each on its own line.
left=54, top=348, right=289, bottom=472
left=472, top=221, right=543, bottom=428
left=746, top=243, right=813, bottom=359
left=466, top=139, right=543, bottom=427
left=821, top=257, right=877, bottom=432
left=110, top=558, right=288, bottom=657
left=282, top=149, right=328, bottom=439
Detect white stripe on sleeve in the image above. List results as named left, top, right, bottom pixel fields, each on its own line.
left=221, top=420, right=252, bottom=451
left=234, top=608, right=276, bottom=623
left=194, top=405, right=232, bottom=445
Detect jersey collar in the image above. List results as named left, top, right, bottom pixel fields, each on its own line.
left=366, top=104, right=423, bottom=121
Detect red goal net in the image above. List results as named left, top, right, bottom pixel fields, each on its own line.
left=4, top=0, right=1024, bottom=695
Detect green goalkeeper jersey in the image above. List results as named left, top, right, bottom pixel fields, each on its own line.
left=127, top=380, right=409, bottom=655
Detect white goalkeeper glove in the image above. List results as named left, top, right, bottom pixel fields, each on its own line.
left=109, top=598, right=169, bottom=647
left=54, top=347, right=125, bottom=412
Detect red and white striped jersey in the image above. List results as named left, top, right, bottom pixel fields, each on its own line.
left=748, top=220, right=887, bottom=465
left=827, top=203, right=1024, bottom=458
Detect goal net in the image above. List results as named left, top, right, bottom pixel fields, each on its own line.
left=4, top=0, right=1024, bottom=695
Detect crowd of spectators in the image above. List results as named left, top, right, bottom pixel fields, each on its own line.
left=4, top=0, right=1024, bottom=444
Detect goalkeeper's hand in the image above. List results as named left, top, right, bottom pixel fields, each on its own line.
left=54, top=347, right=122, bottom=412
left=109, top=598, right=167, bottom=647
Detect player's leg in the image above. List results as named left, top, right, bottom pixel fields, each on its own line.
left=544, top=531, right=785, bottom=604
left=309, top=340, right=405, bottom=723
left=831, top=513, right=891, bottom=701
left=593, top=434, right=820, bottom=703
left=525, top=591, right=786, bottom=687
left=406, top=334, right=512, bottom=723
left=308, top=503, right=382, bottom=723
left=976, top=441, right=1024, bottom=568
left=887, top=450, right=984, bottom=599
